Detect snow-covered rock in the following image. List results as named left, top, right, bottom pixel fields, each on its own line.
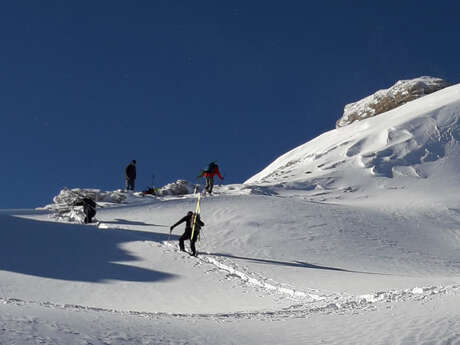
left=41, top=181, right=197, bottom=223
left=51, top=187, right=127, bottom=205
left=155, top=179, right=196, bottom=196
left=40, top=188, right=127, bottom=223
left=336, top=76, right=450, bottom=128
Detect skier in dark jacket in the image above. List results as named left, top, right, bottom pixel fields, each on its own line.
left=201, top=162, right=223, bottom=194
left=125, top=160, right=136, bottom=191
left=170, top=211, right=205, bottom=256
left=74, top=197, right=97, bottom=224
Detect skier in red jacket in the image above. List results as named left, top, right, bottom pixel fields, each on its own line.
left=201, top=162, right=223, bottom=194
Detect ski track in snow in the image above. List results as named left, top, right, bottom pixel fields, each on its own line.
left=2, top=234, right=459, bottom=323
left=5, top=237, right=450, bottom=322
left=2, top=283, right=460, bottom=322
left=153, top=241, right=460, bottom=319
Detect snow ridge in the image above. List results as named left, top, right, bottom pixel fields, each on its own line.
left=246, top=83, right=460, bottom=192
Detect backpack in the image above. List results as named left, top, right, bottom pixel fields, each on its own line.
left=83, top=198, right=96, bottom=209
left=198, top=162, right=218, bottom=178
left=206, top=162, right=217, bottom=173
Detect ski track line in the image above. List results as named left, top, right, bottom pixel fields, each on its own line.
left=157, top=241, right=460, bottom=315
left=2, top=285, right=460, bottom=322
left=157, top=240, right=329, bottom=302
left=2, top=238, right=458, bottom=322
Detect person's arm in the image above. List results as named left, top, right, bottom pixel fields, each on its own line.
left=196, top=215, right=205, bottom=227
left=86, top=199, right=97, bottom=210
left=215, top=168, right=223, bottom=180
left=170, top=216, right=187, bottom=231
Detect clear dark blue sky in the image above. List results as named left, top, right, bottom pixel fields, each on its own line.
left=1, top=1, right=459, bottom=208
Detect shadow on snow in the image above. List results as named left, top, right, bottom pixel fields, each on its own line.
left=0, top=213, right=179, bottom=283
left=210, top=253, right=391, bottom=275
left=101, top=218, right=170, bottom=227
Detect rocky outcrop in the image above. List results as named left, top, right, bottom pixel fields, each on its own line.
left=336, top=77, right=450, bottom=128
left=156, top=179, right=195, bottom=196
left=51, top=188, right=127, bottom=204
left=40, top=188, right=127, bottom=223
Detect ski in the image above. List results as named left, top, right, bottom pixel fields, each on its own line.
left=190, top=192, right=201, bottom=241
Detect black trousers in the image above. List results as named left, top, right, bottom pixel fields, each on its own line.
left=84, top=207, right=96, bottom=224
left=205, top=176, right=214, bottom=193
left=179, top=227, right=200, bottom=255
left=126, top=178, right=135, bottom=191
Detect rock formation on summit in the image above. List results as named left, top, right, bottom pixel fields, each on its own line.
left=336, top=77, right=449, bottom=128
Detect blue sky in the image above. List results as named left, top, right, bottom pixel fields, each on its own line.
left=1, top=1, right=459, bottom=208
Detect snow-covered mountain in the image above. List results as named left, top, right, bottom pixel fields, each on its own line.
left=246, top=82, right=460, bottom=204
left=1, top=82, right=460, bottom=345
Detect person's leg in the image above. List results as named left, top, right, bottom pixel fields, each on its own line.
left=87, top=209, right=96, bottom=223
left=205, top=176, right=214, bottom=193
left=208, top=176, right=214, bottom=193
left=84, top=207, right=90, bottom=223
left=128, top=178, right=135, bottom=191
left=204, top=176, right=210, bottom=193
left=179, top=228, right=192, bottom=251
left=190, top=229, right=199, bottom=256
left=190, top=239, right=196, bottom=256
left=179, top=234, right=186, bottom=251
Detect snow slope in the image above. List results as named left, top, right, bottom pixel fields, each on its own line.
left=246, top=83, right=460, bottom=205
left=2, top=84, right=460, bottom=344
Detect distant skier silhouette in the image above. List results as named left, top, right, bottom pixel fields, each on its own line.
left=199, top=161, right=223, bottom=194
left=125, top=160, right=136, bottom=191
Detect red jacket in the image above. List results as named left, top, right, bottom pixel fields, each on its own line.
left=203, top=166, right=223, bottom=179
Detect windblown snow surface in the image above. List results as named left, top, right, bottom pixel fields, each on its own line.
left=2, top=84, right=460, bottom=344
